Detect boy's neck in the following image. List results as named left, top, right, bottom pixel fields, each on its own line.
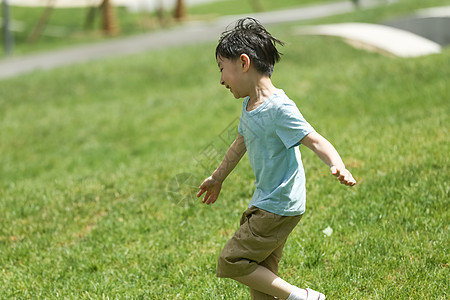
left=247, top=76, right=277, bottom=111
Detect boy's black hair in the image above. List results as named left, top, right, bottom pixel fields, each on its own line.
left=216, top=17, right=285, bottom=77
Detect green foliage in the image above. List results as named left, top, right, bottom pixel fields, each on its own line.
left=0, top=1, right=449, bottom=298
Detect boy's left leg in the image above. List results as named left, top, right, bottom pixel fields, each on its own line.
left=250, top=238, right=287, bottom=300
left=234, top=265, right=293, bottom=299
left=250, top=289, right=276, bottom=300
left=217, top=207, right=303, bottom=298
left=237, top=266, right=325, bottom=300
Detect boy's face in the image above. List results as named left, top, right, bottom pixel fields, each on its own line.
left=216, top=55, right=247, bottom=99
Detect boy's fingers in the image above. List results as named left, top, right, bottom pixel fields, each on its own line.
left=197, top=188, right=206, bottom=198
left=343, top=173, right=356, bottom=186
left=202, top=192, right=211, bottom=204
left=331, top=167, right=356, bottom=186
left=343, top=173, right=350, bottom=183
left=208, top=195, right=217, bottom=205
left=205, top=192, right=219, bottom=205
left=330, top=166, right=339, bottom=176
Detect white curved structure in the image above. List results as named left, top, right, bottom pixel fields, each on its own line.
left=385, top=6, right=450, bottom=46
left=296, top=22, right=442, bottom=57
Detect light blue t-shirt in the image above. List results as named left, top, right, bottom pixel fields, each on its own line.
left=238, top=89, right=315, bottom=216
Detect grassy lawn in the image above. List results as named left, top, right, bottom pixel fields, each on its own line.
left=1, top=0, right=342, bottom=56
left=4, top=0, right=450, bottom=56
left=0, top=1, right=449, bottom=299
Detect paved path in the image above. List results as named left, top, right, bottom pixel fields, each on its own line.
left=0, top=0, right=387, bottom=80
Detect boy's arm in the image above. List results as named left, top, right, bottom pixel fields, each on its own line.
left=300, top=131, right=356, bottom=186
left=197, top=133, right=247, bottom=205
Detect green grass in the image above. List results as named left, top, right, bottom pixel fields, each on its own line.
left=0, top=1, right=449, bottom=299
left=1, top=0, right=341, bottom=56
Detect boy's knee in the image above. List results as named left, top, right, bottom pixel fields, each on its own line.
left=217, top=252, right=258, bottom=279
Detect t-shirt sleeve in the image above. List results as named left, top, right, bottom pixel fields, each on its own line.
left=275, top=101, right=315, bottom=149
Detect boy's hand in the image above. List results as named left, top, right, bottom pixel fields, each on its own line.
left=331, top=166, right=356, bottom=186
left=197, top=176, right=223, bottom=205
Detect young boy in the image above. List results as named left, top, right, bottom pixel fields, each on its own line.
left=197, top=18, right=356, bottom=300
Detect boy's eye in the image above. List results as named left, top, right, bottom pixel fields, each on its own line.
left=219, top=68, right=223, bottom=73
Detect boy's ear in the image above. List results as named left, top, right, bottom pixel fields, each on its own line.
left=240, top=54, right=250, bottom=72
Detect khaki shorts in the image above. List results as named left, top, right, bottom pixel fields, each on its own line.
left=217, top=206, right=302, bottom=278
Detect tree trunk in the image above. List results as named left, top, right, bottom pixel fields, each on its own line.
left=174, top=0, right=185, bottom=21
left=101, top=0, right=119, bottom=35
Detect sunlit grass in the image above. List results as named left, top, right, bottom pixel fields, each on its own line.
left=0, top=1, right=449, bottom=298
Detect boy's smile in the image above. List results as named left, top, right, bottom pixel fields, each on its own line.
left=217, top=55, right=246, bottom=99
left=216, top=54, right=277, bottom=111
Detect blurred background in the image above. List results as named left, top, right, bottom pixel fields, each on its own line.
left=1, top=0, right=449, bottom=60
left=2, top=0, right=346, bottom=56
